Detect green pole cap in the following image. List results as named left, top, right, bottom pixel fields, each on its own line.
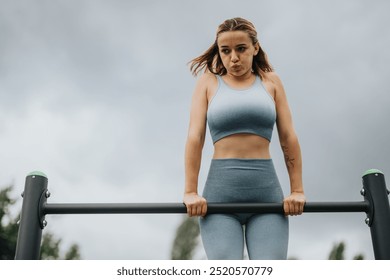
left=27, top=171, right=48, bottom=178
left=363, top=169, right=384, bottom=177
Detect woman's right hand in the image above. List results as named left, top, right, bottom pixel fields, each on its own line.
left=183, top=192, right=208, bottom=217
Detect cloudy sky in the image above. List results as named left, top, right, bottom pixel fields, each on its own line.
left=1, top=0, right=389, bottom=260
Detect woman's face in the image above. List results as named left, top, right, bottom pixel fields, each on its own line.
left=217, top=30, right=259, bottom=78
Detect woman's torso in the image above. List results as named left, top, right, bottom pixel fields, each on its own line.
left=205, top=73, right=276, bottom=159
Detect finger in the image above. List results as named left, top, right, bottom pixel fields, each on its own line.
left=299, top=202, right=305, bottom=215
left=189, top=205, right=196, bottom=217
left=199, top=200, right=207, bottom=216
left=289, top=200, right=299, bottom=216
left=288, top=201, right=294, bottom=216
left=296, top=202, right=302, bottom=215
left=292, top=202, right=299, bottom=216
left=196, top=205, right=202, bottom=216
left=185, top=204, right=191, bottom=216
left=184, top=201, right=194, bottom=217
left=283, top=200, right=290, bottom=216
left=201, top=202, right=207, bottom=216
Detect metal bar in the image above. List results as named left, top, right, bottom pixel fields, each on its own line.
left=15, top=172, right=48, bottom=260
left=13, top=168, right=390, bottom=261
left=43, top=201, right=369, bottom=215
left=362, top=169, right=390, bottom=260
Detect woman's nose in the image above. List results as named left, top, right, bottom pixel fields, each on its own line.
left=231, top=51, right=239, bottom=62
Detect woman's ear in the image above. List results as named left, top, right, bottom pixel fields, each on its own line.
left=254, top=43, right=260, bottom=56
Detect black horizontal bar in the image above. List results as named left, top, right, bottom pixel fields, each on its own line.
left=43, top=201, right=369, bottom=215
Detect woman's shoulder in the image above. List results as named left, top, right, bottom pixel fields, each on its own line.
left=197, top=72, right=218, bottom=84
left=261, top=71, right=287, bottom=101
left=195, top=72, right=219, bottom=93
left=193, top=73, right=219, bottom=101
left=262, top=71, right=282, bottom=85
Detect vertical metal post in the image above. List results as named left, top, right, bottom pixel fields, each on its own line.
left=362, top=169, right=390, bottom=260
left=14, top=171, right=48, bottom=260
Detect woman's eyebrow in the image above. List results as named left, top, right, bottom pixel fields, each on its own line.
left=220, top=43, right=247, bottom=48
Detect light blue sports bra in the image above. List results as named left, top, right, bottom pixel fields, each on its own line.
left=207, top=75, right=276, bottom=143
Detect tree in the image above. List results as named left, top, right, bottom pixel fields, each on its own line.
left=0, top=185, right=81, bottom=260
left=328, top=241, right=345, bottom=260
left=170, top=216, right=200, bottom=260
left=328, top=241, right=364, bottom=260
left=0, top=186, right=18, bottom=259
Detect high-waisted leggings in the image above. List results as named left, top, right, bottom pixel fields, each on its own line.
left=199, top=158, right=288, bottom=260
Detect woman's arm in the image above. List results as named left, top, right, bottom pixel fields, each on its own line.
left=183, top=74, right=212, bottom=217
left=271, top=72, right=306, bottom=216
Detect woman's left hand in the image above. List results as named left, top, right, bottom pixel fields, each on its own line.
left=283, top=192, right=306, bottom=216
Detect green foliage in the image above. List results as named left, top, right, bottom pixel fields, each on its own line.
left=328, top=241, right=364, bottom=260
left=0, top=185, right=81, bottom=260
left=0, top=186, right=18, bottom=259
left=65, top=244, right=81, bottom=260
left=328, top=241, right=345, bottom=260
left=40, top=233, right=61, bottom=260
left=171, top=216, right=200, bottom=260
left=353, top=254, right=364, bottom=260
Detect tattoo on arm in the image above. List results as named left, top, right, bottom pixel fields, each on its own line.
left=282, top=145, right=295, bottom=168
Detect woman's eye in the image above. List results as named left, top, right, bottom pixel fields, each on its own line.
left=221, top=49, right=230, bottom=54
left=237, top=47, right=246, bottom=52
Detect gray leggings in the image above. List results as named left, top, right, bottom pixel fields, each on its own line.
left=199, top=158, right=288, bottom=260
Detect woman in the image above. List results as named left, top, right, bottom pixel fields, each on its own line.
left=183, top=17, right=305, bottom=260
